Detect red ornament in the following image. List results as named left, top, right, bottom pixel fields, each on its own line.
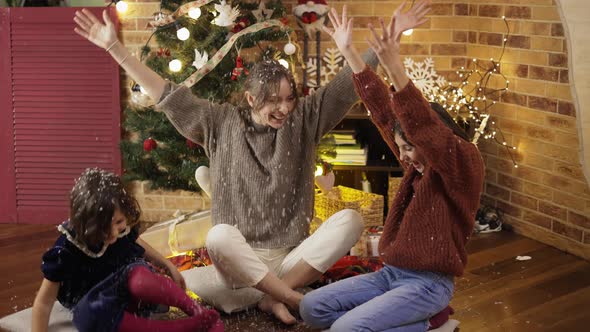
left=231, top=17, right=250, bottom=33
left=186, top=139, right=199, bottom=149
left=143, top=138, right=157, bottom=152
left=301, top=11, right=318, bottom=24
left=157, top=48, right=171, bottom=57
left=231, top=55, right=249, bottom=81
left=279, top=16, right=289, bottom=25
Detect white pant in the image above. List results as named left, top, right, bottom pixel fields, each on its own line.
left=181, top=209, right=363, bottom=313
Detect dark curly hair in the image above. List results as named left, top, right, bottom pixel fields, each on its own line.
left=69, top=168, right=141, bottom=247
left=243, top=59, right=298, bottom=112
left=393, top=102, right=470, bottom=145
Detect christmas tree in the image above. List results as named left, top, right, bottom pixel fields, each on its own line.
left=120, top=0, right=294, bottom=191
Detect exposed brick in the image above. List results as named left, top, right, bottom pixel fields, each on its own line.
left=559, top=69, right=569, bottom=84
left=512, top=192, right=538, bottom=210
left=501, top=91, right=527, bottom=107
left=543, top=144, right=580, bottom=165
left=486, top=183, right=511, bottom=201
left=551, top=23, right=564, bottom=37
left=546, top=115, right=576, bottom=132
left=552, top=221, right=583, bottom=242
left=525, top=153, right=554, bottom=172
left=499, top=63, right=528, bottom=78
left=479, top=32, right=503, bottom=46
left=529, top=66, right=559, bottom=81
left=451, top=57, right=467, bottom=69
left=532, top=36, right=563, bottom=52
left=557, top=101, right=576, bottom=117
left=548, top=53, right=568, bottom=68
left=399, top=44, right=429, bottom=55
left=481, top=194, right=497, bottom=208
left=529, top=96, right=557, bottom=113
left=453, top=31, right=468, bottom=43
left=568, top=211, right=590, bottom=229
left=431, top=3, right=453, bottom=15
left=520, top=22, right=551, bottom=36
left=523, top=182, right=553, bottom=201
left=554, top=161, right=585, bottom=179
left=526, top=124, right=555, bottom=141
left=553, top=191, right=586, bottom=211
left=431, top=44, right=466, bottom=56
left=585, top=233, right=590, bottom=245
left=455, top=3, right=468, bottom=16
left=506, top=35, right=530, bottom=49
left=523, top=210, right=552, bottom=229
left=505, top=6, right=531, bottom=19
left=539, top=200, right=567, bottom=221
left=469, top=31, right=477, bottom=43
left=469, top=4, right=477, bottom=16
left=479, top=5, right=503, bottom=18
left=497, top=200, right=523, bottom=218
left=498, top=173, right=523, bottom=191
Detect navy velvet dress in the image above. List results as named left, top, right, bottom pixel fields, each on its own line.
left=41, top=221, right=149, bottom=332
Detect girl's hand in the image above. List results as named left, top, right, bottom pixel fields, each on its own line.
left=323, top=5, right=354, bottom=53
left=167, top=264, right=187, bottom=289
left=74, top=9, right=118, bottom=50
left=366, top=0, right=430, bottom=57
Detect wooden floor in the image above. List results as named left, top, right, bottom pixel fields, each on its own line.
left=1, top=223, right=589, bottom=332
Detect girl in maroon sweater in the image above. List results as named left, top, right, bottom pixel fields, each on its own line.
left=300, top=1, right=485, bottom=331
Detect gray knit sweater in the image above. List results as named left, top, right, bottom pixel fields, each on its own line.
left=157, top=52, right=377, bottom=248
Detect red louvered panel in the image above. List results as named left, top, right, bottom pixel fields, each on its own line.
left=0, top=7, right=120, bottom=224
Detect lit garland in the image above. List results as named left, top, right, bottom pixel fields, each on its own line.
left=429, top=16, right=518, bottom=168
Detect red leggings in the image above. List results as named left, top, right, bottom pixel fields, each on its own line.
left=118, top=265, right=223, bottom=332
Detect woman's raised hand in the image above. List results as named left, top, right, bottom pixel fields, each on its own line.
left=323, top=5, right=354, bottom=53
left=74, top=9, right=118, bottom=50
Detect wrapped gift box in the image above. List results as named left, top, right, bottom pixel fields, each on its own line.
left=140, top=210, right=212, bottom=257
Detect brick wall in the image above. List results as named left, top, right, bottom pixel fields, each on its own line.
left=116, top=0, right=589, bottom=258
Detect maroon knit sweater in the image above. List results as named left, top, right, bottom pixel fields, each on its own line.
left=352, top=68, right=485, bottom=277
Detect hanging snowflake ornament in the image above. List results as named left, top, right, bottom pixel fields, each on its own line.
left=306, top=48, right=345, bottom=88
left=252, top=1, right=274, bottom=22
left=149, top=11, right=175, bottom=28
left=213, top=0, right=240, bottom=27
left=403, top=57, right=447, bottom=97
left=293, top=0, right=329, bottom=35
left=192, top=49, right=209, bottom=69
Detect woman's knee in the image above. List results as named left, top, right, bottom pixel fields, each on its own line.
left=205, top=224, right=240, bottom=253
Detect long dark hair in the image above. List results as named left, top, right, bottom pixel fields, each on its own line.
left=393, top=102, right=470, bottom=144
left=69, top=168, right=140, bottom=247
left=243, top=59, right=298, bottom=112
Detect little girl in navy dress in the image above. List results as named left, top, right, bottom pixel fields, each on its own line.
left=31, top=168, right=223, bottom=332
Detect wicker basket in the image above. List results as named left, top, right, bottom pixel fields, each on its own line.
left=388, top=176, right=403, bottom=208
left=314, top=186, right=384, bottom=227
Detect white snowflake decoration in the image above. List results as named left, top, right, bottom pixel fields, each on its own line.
left=252, top=1, right=274, bottom=22
left=213, top=0, right=240, bottom=27
left=404, top=57, right=447, bottom=97
left=192, top=49, right=208, bottom=69
left=306, top=48, right=346, bottom=88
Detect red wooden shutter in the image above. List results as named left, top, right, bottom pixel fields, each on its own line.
left=0, top=7, right=121, bottom=224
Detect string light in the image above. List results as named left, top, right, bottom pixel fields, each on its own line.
left=402, top=29, right=414, bottom=36
left=176, top=23, right=190, bottom=41
left=114, top=0, right=128, bottom=13
left=169, top=59, right=182, bottom=72
left=428, top=15, right=518, bottom=168
left=188, top=7, right=202, bottom=19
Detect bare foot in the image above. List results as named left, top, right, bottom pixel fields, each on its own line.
left=258, top=295, right=297, bottom=325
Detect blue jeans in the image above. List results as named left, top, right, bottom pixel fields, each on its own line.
left=300, top=265, right=454, bottom=332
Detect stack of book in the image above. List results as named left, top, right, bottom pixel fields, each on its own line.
left=321, top=131, right=367, bottom=166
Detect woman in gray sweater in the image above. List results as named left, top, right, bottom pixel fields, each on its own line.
left=74, top=6, right=375, bottom=324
